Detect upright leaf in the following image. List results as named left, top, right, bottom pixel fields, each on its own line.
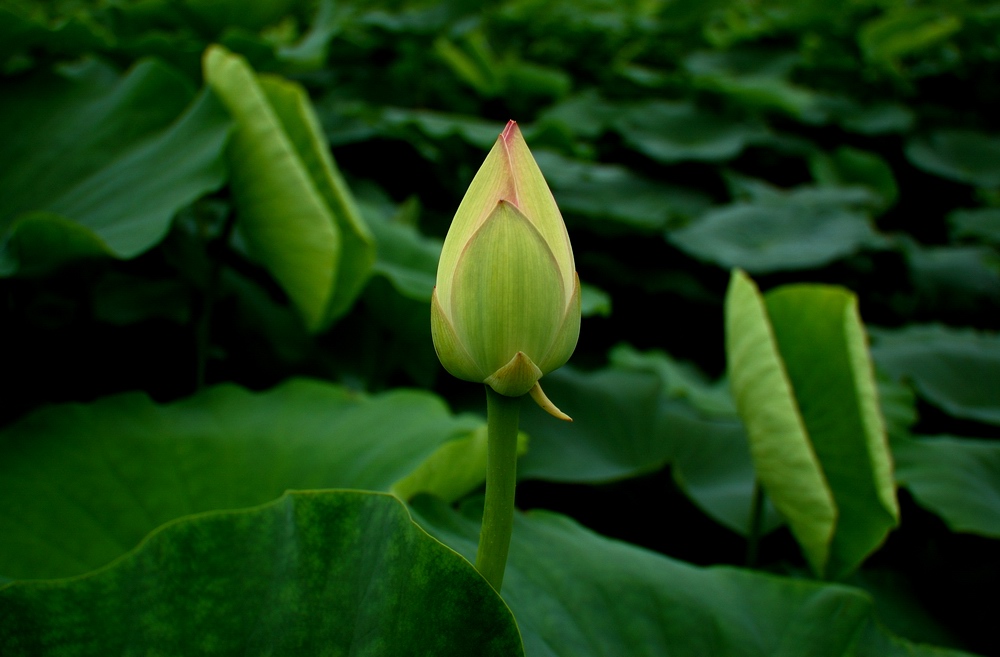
left=726, top=271, right=899, bottom=578
left=765, top=283, right=900, bottom=578
left=725, top=270, right=837, bottom=575
left=203, top=45, right=374, bottom=331
left=258, top=74, right=375, bottom=320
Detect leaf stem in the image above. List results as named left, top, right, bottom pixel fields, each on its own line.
left=745, top=479, right=766, bottom=568
left=475, top=386, right=522, bottom=591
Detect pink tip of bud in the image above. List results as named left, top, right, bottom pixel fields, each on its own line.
left=501, top=120, right=518, bottom=143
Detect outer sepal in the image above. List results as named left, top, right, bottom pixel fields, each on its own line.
left=538, top=273, right=581, bottom=374
left=450, top=201, right=564, bottom=376
left=485, top=352, right=544, bottom=397
left=431, top=288, right=486, bottom=383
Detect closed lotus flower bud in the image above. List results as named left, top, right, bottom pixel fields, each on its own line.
left=431, top=120, right=580, bottom=412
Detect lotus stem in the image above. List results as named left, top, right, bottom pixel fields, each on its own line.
left=475, top=386, right=522, bottom=591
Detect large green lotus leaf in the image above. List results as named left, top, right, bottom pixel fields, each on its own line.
left=533, top=150, right=712, bottom=232
left=412, top=496, right=976, bottom=657
left=858, top=8, right=962, bottom=67
left=893, top=435, right=1000, bottom=538
left=0, top=3, right=110, bottom=62
left=837, top=103, right=915, bottom=135
left=668, top=185, right=882, bottom=273
left=518, top=363, right=782, bottom=537
left=870, top=325, right=1000, bottom=426
left=810, top=147, right=899, bottom=212
left=683, top=48, right=824, bottom=121
left=183, top=0, right=299, bottom=33
left=901, top=241, right=1000, bottom=312
left=518, top=367, right=674, bottom=483
left=0, top=379, right=483, bottom=580
left=365, top=204, right=442, bottom=302
left=608, top=346, right=783, bottom=536
left=320, top=101, right=501, bottom=152
left=948, top=207, right=1000, bottom=246
left=203, top=45, right=374, bottom=331
left=535, top=89, right=622, bottom=139
left=0, top=491, right=523, bottom=656
left=0, top=59, right=231, bottom=276
left=764, top=282, right=899, bottom=579
left=905, top=130, right=1000, bottom=188
left=613, top=100, right=769, bottom=163
left=393, top=426, right=529, bottom=504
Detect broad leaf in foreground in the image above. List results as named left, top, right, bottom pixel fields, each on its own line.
left=725, top=271, right=899, bottom=578
left=0, top=379, right=482, bottom=580
left=0, top=491, right=523, bottom=656
left=412, top=496, right=975, bottom=657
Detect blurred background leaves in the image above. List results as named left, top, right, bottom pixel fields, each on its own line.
left=1, top=0, right=998, bottom=654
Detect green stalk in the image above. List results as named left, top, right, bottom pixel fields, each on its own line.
left=475, top=386, right=522, bottom=591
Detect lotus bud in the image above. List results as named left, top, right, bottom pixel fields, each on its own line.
left=431, top=120, right=580, bottom=419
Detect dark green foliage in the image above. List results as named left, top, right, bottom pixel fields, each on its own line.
left=1, top=0, right=997, bottom=654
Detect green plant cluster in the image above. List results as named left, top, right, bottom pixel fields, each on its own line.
left=2, top=0, right=998, bottom=655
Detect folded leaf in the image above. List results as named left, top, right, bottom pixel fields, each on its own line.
left=203, top=45, right=374, bottom=331
left=726, top=270, right=899, bottom=578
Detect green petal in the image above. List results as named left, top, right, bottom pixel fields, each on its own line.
left=502, top=122, right=576, bottom=296
left=436, top=134, right=515, bottom=318
left=451, top=201, right=564, bottom=377
left=537, top=272, right=581, bottom=374
left=430, top=288, right=486, bottom=383
left=436, top=122, right=575, bottom=318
